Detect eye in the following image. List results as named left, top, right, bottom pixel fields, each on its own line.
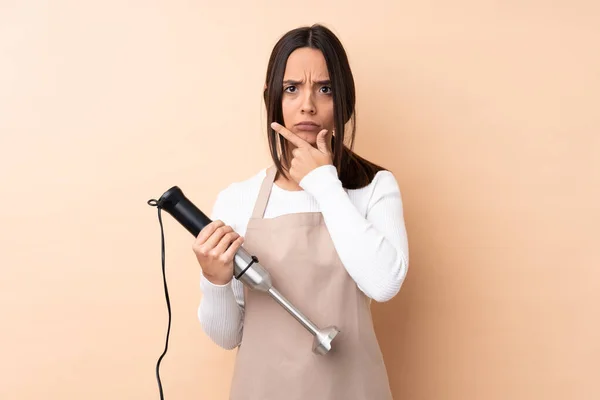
left=284, top=85, right=297, bottom=93
left=320, top=86, right=332, bottom=94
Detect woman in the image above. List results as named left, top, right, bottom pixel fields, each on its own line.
left=194, top=24, right=409, bottom=399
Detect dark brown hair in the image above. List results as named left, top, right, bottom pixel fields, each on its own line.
left=263, top=24, right=386, bottom=190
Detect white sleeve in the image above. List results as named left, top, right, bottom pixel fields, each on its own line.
left=299, top=165, right=409, bottom=302
left=197, top=188, right=245, bottom=350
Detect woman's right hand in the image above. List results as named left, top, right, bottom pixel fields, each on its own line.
left=193, top=220, right=244, bottom=286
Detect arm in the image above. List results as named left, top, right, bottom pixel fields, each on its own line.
left=299, top=165, right=409, bottom=302
left=197, top=189, right=245, bottom=349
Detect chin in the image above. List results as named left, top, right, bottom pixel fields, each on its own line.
left=296, top=132, right=317, bottom=144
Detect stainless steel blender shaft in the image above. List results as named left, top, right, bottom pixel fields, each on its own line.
left=233, top=247, right=340, bottom=355
left=268, top=287, right=319, bottom=334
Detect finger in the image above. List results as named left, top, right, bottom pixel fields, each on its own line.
left=213, top=231, right=240, bottom=255
left=223, top=236, right=244, bottom=262
left=316, top=129, right=331, bottom=154
left=195, top=220, right=225, bottom=245
left=271, top=122, right=311, bottom=148
left=203, top=225, right=234, bottom=250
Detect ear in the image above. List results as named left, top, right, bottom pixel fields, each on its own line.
left=263, top=83, right=267, bottom=91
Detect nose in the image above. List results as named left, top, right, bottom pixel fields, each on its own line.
left=300, top=91, right=316, bottom=114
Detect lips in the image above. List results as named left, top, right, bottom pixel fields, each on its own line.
left=295, top=121, right=320, bottom=131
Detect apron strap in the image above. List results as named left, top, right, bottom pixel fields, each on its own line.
left=251, top=165, right=278, bottom=219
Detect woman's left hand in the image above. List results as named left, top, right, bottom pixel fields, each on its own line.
left=271, top=122, right=333, bottom=183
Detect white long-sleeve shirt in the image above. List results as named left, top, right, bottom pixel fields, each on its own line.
left=197, top=164, right=409, bottom=350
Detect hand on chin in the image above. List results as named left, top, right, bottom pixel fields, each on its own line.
left=270, top=121, right=333, bottom=184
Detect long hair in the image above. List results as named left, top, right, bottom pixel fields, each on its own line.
left=263, top=24, right=386, bottom=190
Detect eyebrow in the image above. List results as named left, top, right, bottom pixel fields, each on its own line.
left=283, top=79, right=331, bottom=85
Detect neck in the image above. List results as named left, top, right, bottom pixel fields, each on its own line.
left=274, top=170, right=302, bottom=191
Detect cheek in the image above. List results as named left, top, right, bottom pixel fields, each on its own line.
left=281, top=97, right=295, bottom=126
left=322, top=102, right=335, bottom=128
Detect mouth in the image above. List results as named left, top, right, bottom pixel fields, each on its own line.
left=294, top=121, right=321, bottom=132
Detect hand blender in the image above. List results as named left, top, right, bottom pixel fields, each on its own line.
left=149, top=186, right=340, bottom=355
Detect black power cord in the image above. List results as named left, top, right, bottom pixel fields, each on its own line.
left=147, top=198, right=170, bottom=400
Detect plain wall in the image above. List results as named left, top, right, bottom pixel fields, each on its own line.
left=1, top=1, right=598, bottom=399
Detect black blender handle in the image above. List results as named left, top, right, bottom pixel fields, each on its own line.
left=155, top=186, right=212, bottom=237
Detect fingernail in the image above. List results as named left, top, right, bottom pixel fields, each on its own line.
left=271, top=122, right=280, bottom=129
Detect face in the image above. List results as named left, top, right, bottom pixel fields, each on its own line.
left=281, top=47, right=334, bottom=147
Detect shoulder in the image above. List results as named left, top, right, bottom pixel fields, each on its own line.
left=346, top=169, right=402, bottom=212
left=218, top=167, right=267, bottom=199
left=210, top=167, right=268, bottom=222
left=371, top=169, right=400, bottom=189
left=349, top=169, right=401, bottom=196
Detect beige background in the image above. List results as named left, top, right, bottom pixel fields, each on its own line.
left=1, top=1, right=599, bottom=399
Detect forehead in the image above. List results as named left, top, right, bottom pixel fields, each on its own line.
left=284, top=47, right=330, bottom=79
